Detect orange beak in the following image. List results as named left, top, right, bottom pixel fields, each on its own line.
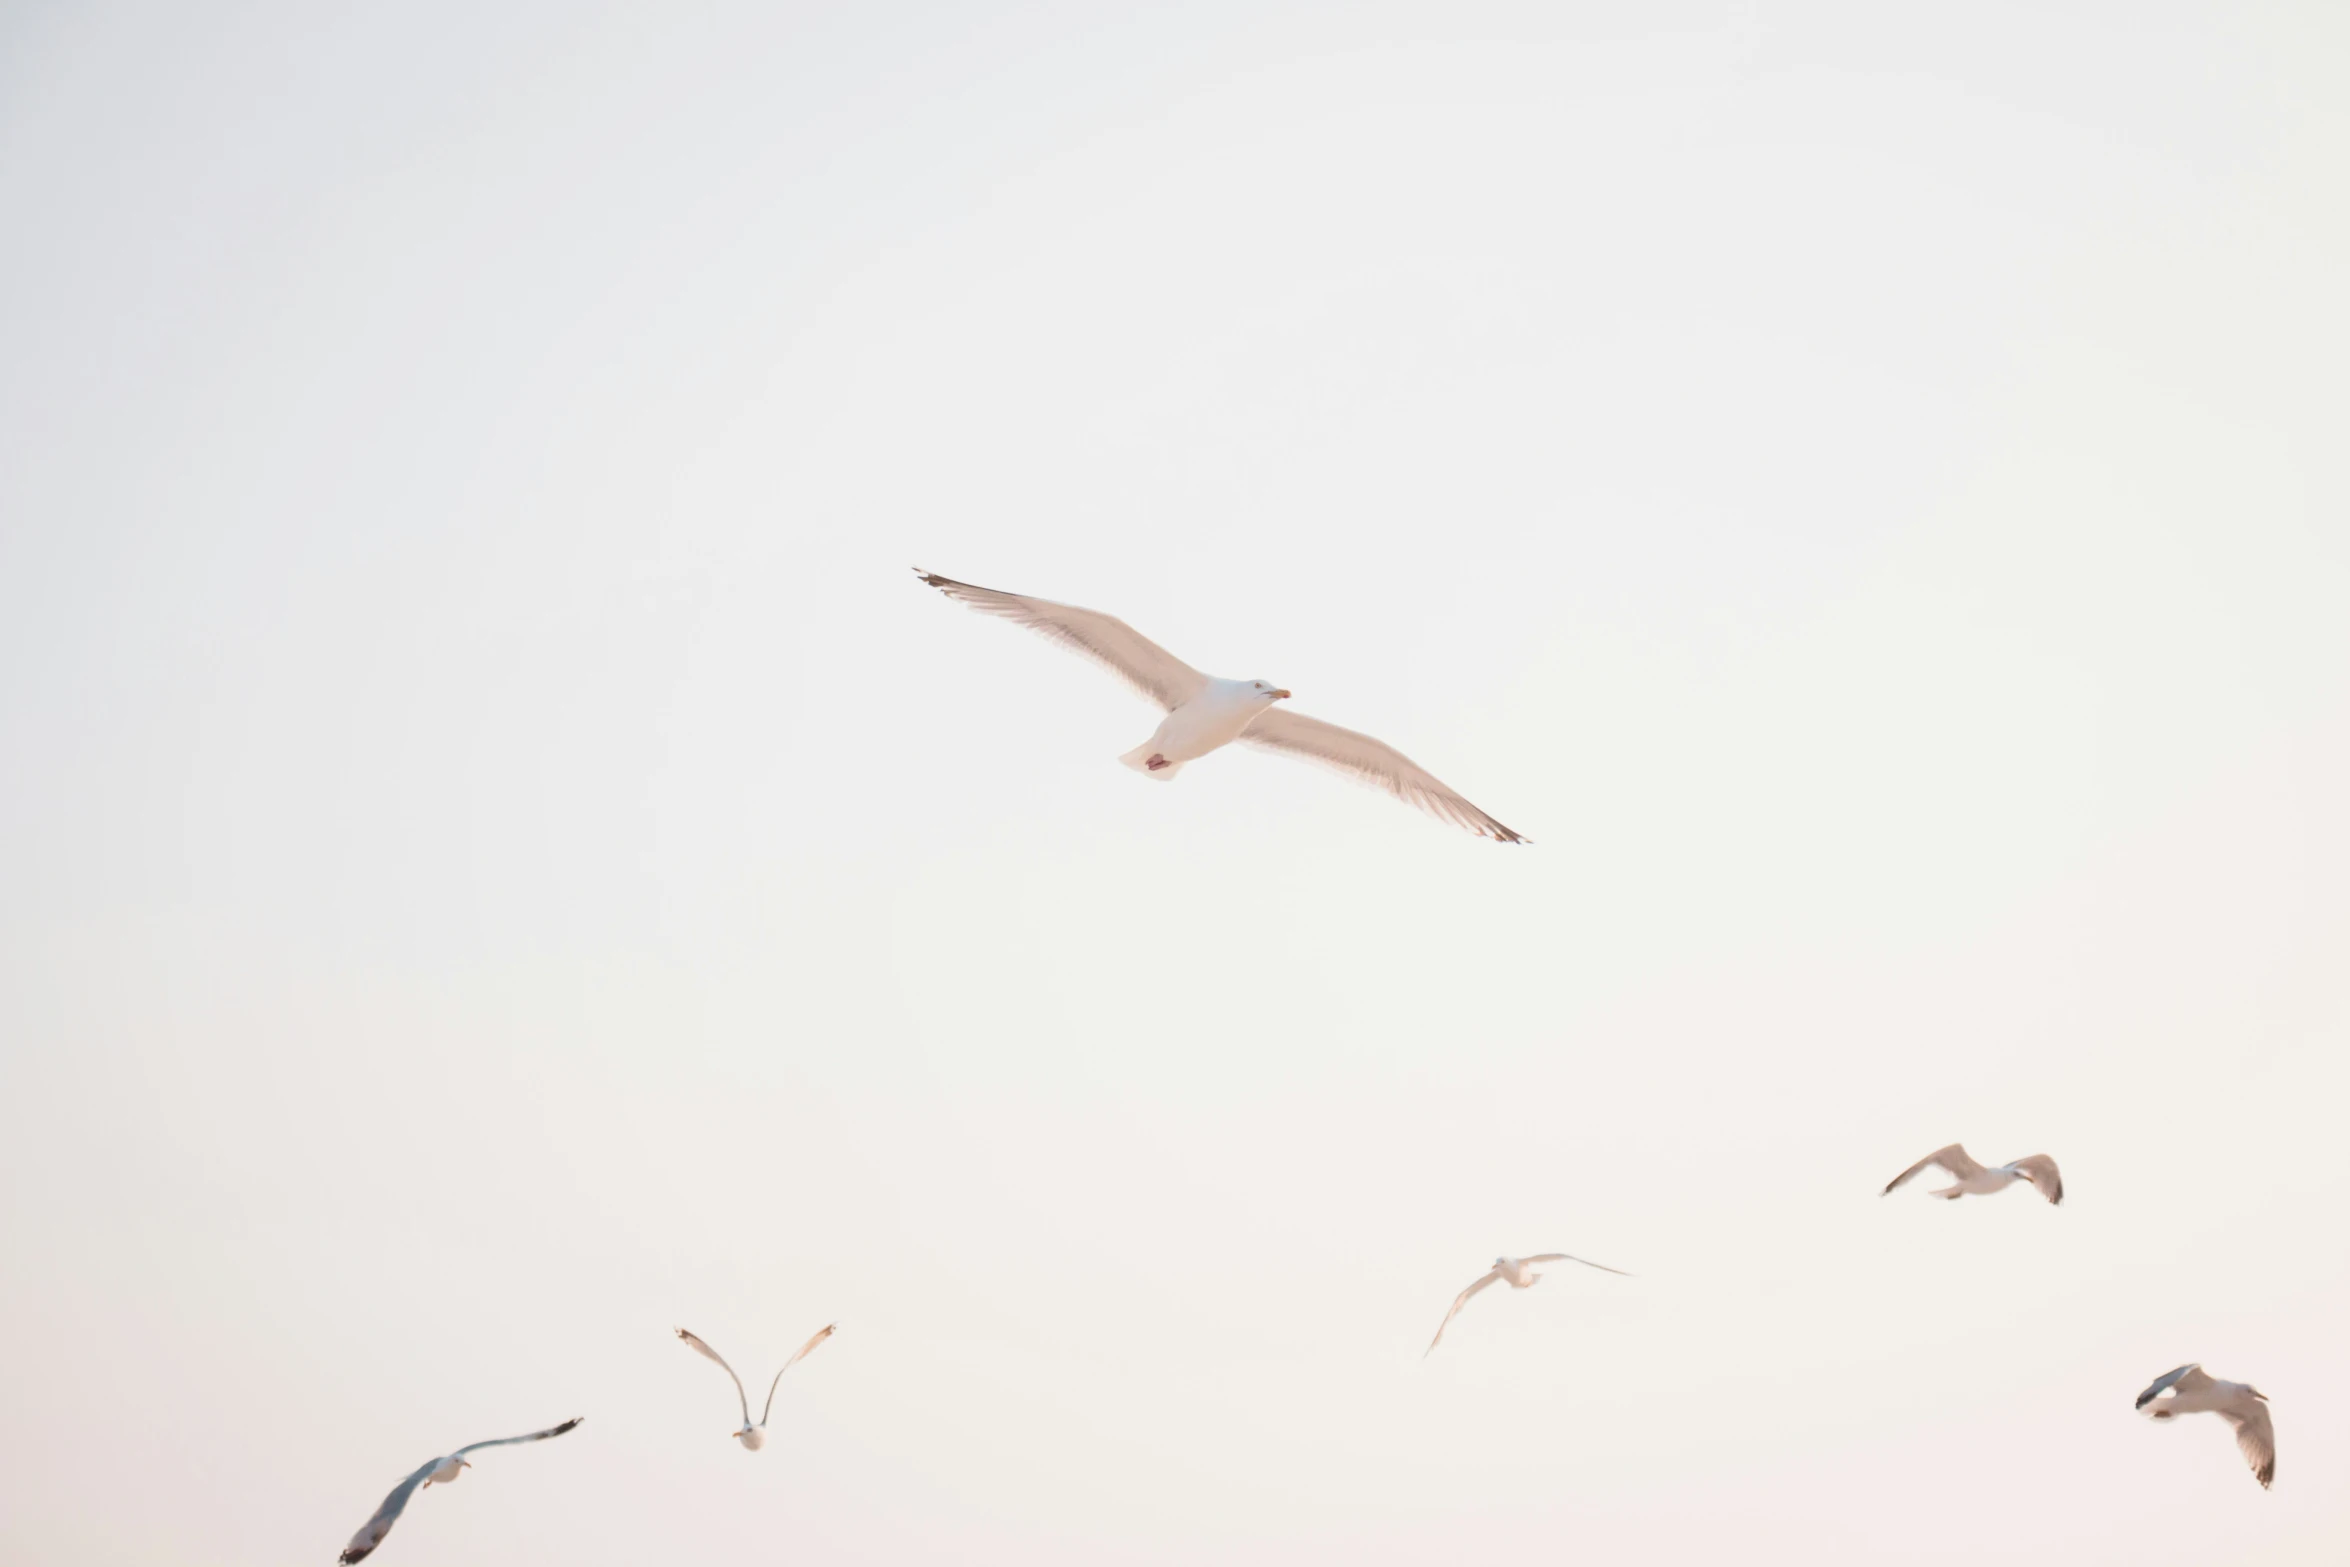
left=1271, top=689, right=1292, bottom=699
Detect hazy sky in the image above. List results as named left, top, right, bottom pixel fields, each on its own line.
left=3, top=3, right=2346, bottom=1563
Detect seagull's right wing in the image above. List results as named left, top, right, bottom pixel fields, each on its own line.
left=1239, top=708, right=1527, bottom=843
left=760, top=1322, right=837, bottom=1426
left=1425, top=1271, right=1503, bottom=1357
left=2135, top=1363, right=2210, bottom=1409
left=1522, top=1253, right=1633, bottom=1276
left=339, top=1459, right=440, bottom=1564
left=678, top=1329, right=751, bottom=1427
left=913, top=570, right=1209, bottom=711
left=2225, top=1399, right=2276, bottom=1489
left=2010, top=1154, right=2063, bottom=1205
left=1882, top=1144, right=1980, bottom=1194
left=453, top=1416, right=584, bottom=1457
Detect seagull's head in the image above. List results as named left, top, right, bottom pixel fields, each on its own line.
left=1248, top=680, right=1292, bottom=703
left=734, top=1424, right=766, bottom=1451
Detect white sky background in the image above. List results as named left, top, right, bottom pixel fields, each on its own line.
left=2, top=2, right=2347, bottom=1562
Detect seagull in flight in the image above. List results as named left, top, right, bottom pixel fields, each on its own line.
left=913, top=569, right=1526, bottom=842
left=2136, top=1363, right=2275, bottom=1489
left=1425, top=1253, right=1630, bottom=1356
left=1880, top=1144, right=2063, bottom=1204
left=337, top=1416, right=582, bottom=1563
left=676, top=1324, right=835, bottom=1450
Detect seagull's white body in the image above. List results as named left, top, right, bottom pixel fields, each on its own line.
left=337, top=1416, right=583, bottom=1564
left=676, top=1324, right=835, bottom=1450
left=1121, top=677, right=1283, bottom=780
left=914, top=569, right=1526, bottom=841
left=1424, top=1252, right=1630, bottom=1356
left=1881, top=1143, right=2063, bottom=1204
left=2136, top=1363, right=2275, bottom=1488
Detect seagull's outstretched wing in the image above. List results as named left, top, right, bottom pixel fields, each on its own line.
left=454, top=1416, right=584, bottom=1457
left=1522, top=1253, right=1632, bottom=1276
left=914, top=569, right=1209, bottom=711
left=2136, top=1363, right=2211, bottom=1409
left=679, top=1329, right=751, bottom=1426
left=1239, top=709, right=1526, bottom=843
left=760, top=1322, right=837, bottom=1426
left=2010, top=1154, right=2063, bottom=1205
left=340, top=1459, right=440, bottom=1564
left=2225, top=1399, right=2276, bottom=1489
left=1882, top=1144, right=1982, bottom=1194
left=1426, top=1270, right=1503, bottom=1357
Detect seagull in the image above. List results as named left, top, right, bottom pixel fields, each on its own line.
left=1880, top=1144, right=2062, bottom=1204
left=676, top=1324, right=836, bottom=1450
left=1425, top=1253, right=1630, bottom=1356
left=2136, top=1363, right=2275, bottom=1489
left=337, top=1416, right=583, bottom=1563
left=913, top=569, right=1526, bottom=842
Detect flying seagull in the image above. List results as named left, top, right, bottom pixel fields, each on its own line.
left=1880, top=1144, right=2062, bottom=1204
left=2136, top=1363, right=2275, bottom=1489
left=913, top=569, right=1526, bottom=842
left=1425, top=1254, right=1630, bottom=1356
left=676, top=1324, right=836, bottom=1450
left=338, top=1416, right=583, bottom=1563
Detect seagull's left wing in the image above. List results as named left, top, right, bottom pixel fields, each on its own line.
left=914, top=569, right=1209, bottom=711
left=1522, top=1253, right=1632, bottom=1276
left=2010, top=1155, right=2063, bottom=1205
left=454, top=1416, right=585, bottom=1457
left=2136, top=1364, right=2208, bottom=1409
left=1426, top=1271, right=1503, bottom=1357
left=760, top=1322, right=837, bottom=1426
left=1239, top=709, right=1526, bottom=843
left=339, top=1459, right=440, bottom=1564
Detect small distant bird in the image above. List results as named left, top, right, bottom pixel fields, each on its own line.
left=1425, top=1254, right=1630, bottom=1356
left=913, top=569, right=1526, bottom=842
left=1881, top=1144, right=2062, bottom=1204
left=2136, top=1363, right=2275, bottom=1489
left=337, top=1416, right=583, bottom=1563
left=676, top=1324, right=835, bottom=1450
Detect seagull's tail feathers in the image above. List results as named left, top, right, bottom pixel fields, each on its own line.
left=1119, top=742, right=1186, bottom=781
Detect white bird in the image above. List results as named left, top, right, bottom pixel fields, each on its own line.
left=2136, top=1363, right=2275, bottom=1489
left=1425, top=1253, right=1630, bottom=1356
left=337, top=1416, right=583, bottom=1563
left=675, top=1324, right=836, bottom=1449
left=913, top=569, right=1526, bottom=842
left=1880, top=1144, right=2063, bottom=1204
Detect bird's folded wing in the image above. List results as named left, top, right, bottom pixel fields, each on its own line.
left=1426, top=1271, right=1502, bottom=1356
left=679, top=1328, right=752, bottom=1424
left=1239, top=709, right=1526, bottom=843
left=2136, top=1364, right=2207, bottom=1408
left=2011, top=1155, right=2063, bottom=1205
left=914, top=570, right=1208, bottom=711
left=762, top=1323, right=837, bottom=1424
left=456, top=1416, right=584, bottom=1456
left=1883, top=1144, right=1978, bottom=1193
left=340, top=1460, right=439, bottom=1564
left=2228, top=1403, right=2276, bottom=1488
left=1523, top=1253, right=1632, bottom=1276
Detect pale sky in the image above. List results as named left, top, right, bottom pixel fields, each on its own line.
left=3, top=3, right=2347, bottom=1564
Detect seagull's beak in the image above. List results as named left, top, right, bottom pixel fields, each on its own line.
left=1271, top=689, right=1291, bottom=700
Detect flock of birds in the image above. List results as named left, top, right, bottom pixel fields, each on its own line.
left=332, top=569, right=2279, bottom=1562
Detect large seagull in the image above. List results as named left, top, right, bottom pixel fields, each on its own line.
left=1880, top=1144, right=2063, bottom=1205
left=2136, top=1363, right=2275, bottom=1489
left=913, top=570, right=1526, bottom=842
left=337, top=1416, right=583, bottom=1563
